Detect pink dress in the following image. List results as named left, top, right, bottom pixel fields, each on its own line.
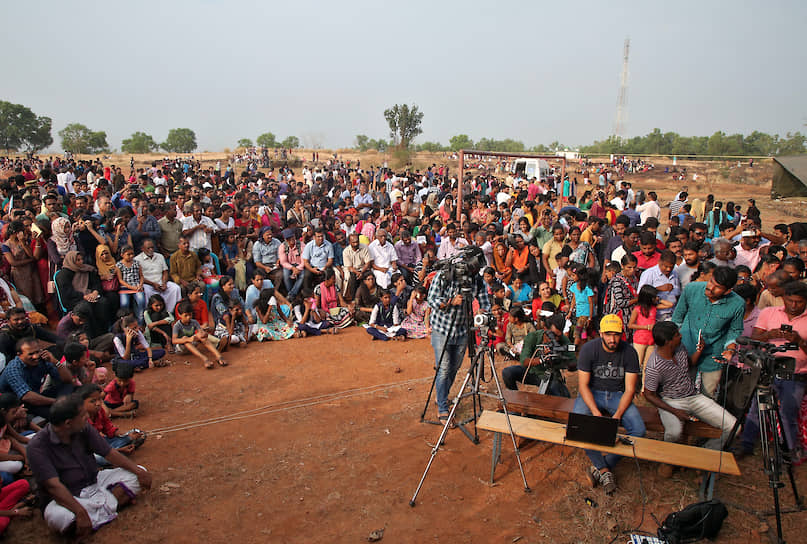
left=632, top=306, right=657, bottom=346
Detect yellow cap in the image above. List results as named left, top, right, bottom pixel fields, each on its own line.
left=599, top=314, right=623, bottom=334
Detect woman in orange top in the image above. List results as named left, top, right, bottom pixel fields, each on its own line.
left=506, top=236, right=530, bottom=283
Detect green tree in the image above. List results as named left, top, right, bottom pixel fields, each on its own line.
left=237, top=138, right=253, bottom=148
left=256, top=132, right=277, bottom=148
left=368, top=138, right=388, bottom=152
left=59, top=123, right=108, bottom=154
left=383, top=104, right=424, bottom=148
left=121, top=131, right=158, bottom=154
left=779, top=132, right=807, bottom=155
left=280, top=136, right=299, bottom=149
left=417, top=141, right=445, bottom=152
left=162, top=128, right=197, bottom=153
left=355, top=134, right=370, bottom=151
left=449, top=134, right=474, bottom=151
left=0, top=101, right=52, bottom=152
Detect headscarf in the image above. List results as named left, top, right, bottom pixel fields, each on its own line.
left=51, top=217, right=76, bottom=256
left=95, top=244, right=117, bottom=277
left=62, top=251, right=95, bottom=294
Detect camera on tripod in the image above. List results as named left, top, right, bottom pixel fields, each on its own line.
left=432, top=246, right=487, bottom=289
left=473, top=312, right=497, bottom=335
left=735, top=335, right=797, bottom=383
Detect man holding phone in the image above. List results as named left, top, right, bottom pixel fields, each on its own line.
left=738, top=282, right=807, bottom=461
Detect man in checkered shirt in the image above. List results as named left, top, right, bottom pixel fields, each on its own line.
left=427, top=251, right=491, bottom=422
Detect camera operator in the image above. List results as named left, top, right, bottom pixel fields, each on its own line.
left=501, top=312, right=572, bottom=396
left=427, top=249, right=490, bottom=424
left=737, top=281, right=807, bottom=460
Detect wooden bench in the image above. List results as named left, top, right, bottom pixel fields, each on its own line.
left=478, top=411, right=740, bottom=480
left=501, top=389, right=722, bottom=439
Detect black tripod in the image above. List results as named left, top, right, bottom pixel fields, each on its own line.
left=410, top=288, right=530, bottom=506
left=723, top=339, right=804, bottom=544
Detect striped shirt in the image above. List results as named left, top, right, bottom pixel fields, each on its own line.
left=644, top=346, right=697, bottom=399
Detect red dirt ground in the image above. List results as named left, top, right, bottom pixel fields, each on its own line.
left=10, top=326, right=807, bottom=543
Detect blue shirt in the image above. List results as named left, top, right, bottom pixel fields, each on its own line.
left=638, top=265, right=681, bottom=320
left=570, top=283, right=594, bottom=317
left=332, top=243, right=344, bottom=267
left=302, top=239, right=334, bottom=269
left=671, top=282, right=744, bottom=373
left=0, top=357, right=61, bottom=399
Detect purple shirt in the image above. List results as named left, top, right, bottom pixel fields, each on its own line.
left=28, top=423, right=112, bottom=497
left=394, top=239, right=422, bottom=267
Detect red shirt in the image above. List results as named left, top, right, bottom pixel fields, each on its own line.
left=104, top=379, right=136, bottom=405
left=633, top=250, right=660, bottom=272
left=89, top=407, right=118, bottom=438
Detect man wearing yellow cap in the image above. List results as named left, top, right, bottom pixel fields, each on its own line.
left=573, top=314, right=646, bottom=494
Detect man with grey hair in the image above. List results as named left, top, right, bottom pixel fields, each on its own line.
left=368, top=228, right=398, bottom=289
left=709, top=239, right=735, bottom=268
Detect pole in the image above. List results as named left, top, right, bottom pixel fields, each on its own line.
left=457, top=150, right=464, bottom=224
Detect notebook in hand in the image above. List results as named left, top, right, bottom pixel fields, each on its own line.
left=565, top=412, right=619, bottom=447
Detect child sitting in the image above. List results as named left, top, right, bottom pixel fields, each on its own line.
left=144, top=294, right=175, bottom=352
left=497, top=306, right=536, bottom=359
left=58, top=341, right=94, bottom=386
left=172, top=300, right=226, bottom=369
left=366, top=289, right=407, bottom=341
left=113, top=315, right=166, bottom=370
left=214, top=299, right=251, bottom=350
left=78, top=384, right=145, bottom=466
left=293, top=287, right=332, bottom=336
left=0, top=393, right=30, bottom=485
left=175, top=282, right=213, bottom=330
left=104, top=362, right=140, bottom=417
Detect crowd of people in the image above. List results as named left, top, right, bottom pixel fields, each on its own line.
left=0, top=150, right=806, bottom=534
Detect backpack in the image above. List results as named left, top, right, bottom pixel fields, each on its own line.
left=657, top=499, right=728, bottom=544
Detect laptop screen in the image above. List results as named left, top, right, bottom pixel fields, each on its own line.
left=565, top=412, right=619, bottom=447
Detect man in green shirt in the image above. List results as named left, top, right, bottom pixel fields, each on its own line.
left=671, top=266, right=744, bottom=399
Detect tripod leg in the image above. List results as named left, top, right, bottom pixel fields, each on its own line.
left=486, top=352, right=531, bottom=492
left=410, top=368, right=476, bottom=506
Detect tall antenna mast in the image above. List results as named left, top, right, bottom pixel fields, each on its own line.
left=614, top=37, right=630, bottom=142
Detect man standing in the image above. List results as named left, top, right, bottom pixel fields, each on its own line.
left=638, top=250, right=680, bottom=321
left=301, top=228, right=334, bottom=291
left=427, top=248, right=490, bottom=422
left=0, top=338, right=74, bottom=419
left=739, top=282, right=807, bottom=460
left=181, top=204, right=216, bottom=251
left=158, top=203, right=183, bottom=256
left=636, top=191, right=660, bottom=226
left=342, top=233, right=373, bottom=301
left=573, top=314, right=645, bottom=494
left=27, top=394, right=152, bottom=536
left=127, top=204, right=161, bottom=253
left=671, top=267, right=744, bottom=398
left=368, top=228, right=398, bottom=289
left=644, top=322, right=736, bottom=451
left=676, top=241, right=701, bottom=290
left=136, top=239, right=182, bottom=313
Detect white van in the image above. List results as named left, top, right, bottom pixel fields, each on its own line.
left=512, top=158, right=550, bottom=181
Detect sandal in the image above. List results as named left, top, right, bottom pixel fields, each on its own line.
left=204, top=360, right=215, bottom=369
left=438, top=413, right=456, bottom=429
left=217, top=358, right=228, bottom=367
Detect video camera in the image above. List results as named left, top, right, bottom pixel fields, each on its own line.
left=735, top=335, right=797, bottom=383
left=432, top=245, right=487, bottom=290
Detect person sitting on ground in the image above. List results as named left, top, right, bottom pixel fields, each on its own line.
left=78, top=384, right=145, bottom=467
left=293, top=287, right=334, bottom=336
left=215, top=298, right=250, bottom=351
left=253, top=288, right=298, bottom=341
left=354, top=271, right=380, bottom=323
left=366, top=289, right=407, bottom=341
left=27, top=393, right=152, bottom=536
left=400, top=285, right=431, bottom=339
left=172, top=300, right=225, bottom=370
left=103, top=362, right=140, bottom=418
left=502, top=312, right=572, bottom=395
left=0, top=393, right=31, bottom=485
left=497, top=306, right=536, bottom=359
left=210, top=276, right=246, bottom=352
left=643, top=322, right=736, bottom=456
left=573, top=314, right=646, bottom=495
left=316, top=267, right=353, bottom=329
left=0, top=438, right=33, bottom=534
left=53, top=341, right=93, bottom=388
left=175, top=282, right=212, bottom=330
left=143, top=294, right=174, bottom=352
left=113, top=315, right=165, bottom=371
left=55, top=302, right=114, bottom=362
left=0, top=337, right=73, bottom=420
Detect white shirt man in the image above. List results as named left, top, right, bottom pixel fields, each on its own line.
left=610, top=196, right=625, bottom=211
left=637, top=198, right=660, bottom=225
left=368, top=229, right=398, bottom=289
left=135, top=242, right=182, bottom=314
left=181, top=208, right=217, bottom=251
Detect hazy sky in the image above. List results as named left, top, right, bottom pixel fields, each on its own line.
left=3, top=0, right=805, bottom=152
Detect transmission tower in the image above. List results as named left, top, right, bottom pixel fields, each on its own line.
left=614, top=38, right=630, bottom=142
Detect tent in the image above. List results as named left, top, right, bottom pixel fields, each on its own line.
left=772, top=155, right=807, bottom=199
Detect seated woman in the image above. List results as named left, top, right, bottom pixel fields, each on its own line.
left=508, top=276, right=533, bottom=305
left=95, top=244, right=121, bottom=311
left=253, top=288, right=298, bottom=341
left=492, top=241, right=513, bottom=285
left=115, top=245, right=146, bottom=324
left=56, top=250, right=114, bottom=337
left=366, top=289, right=407, bottom=341
left=400, top=285, right=430, bottom=339
left=294, top=287, right=334, bottom=336
left=113, top=315, right=166, bottom=370
left=315, top=268, right=353, bottom=329
left=144, top=294, right=175, bottom=352
left=354, top=271, right=380, bottom=324
left=531, top=281, right=563, bottom=319
left=496, top=306, right=536, bottom=359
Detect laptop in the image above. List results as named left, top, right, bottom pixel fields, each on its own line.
left=565, top=412, right=619, bottom=447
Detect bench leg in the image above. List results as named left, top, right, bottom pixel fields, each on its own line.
left=699, top=471, right=716, bottom=501
left=490, top=432, right=502, bottom=484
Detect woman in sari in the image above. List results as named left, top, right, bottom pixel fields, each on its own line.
left=492, top=241, right=512, bottom=285
left=315, top=268, right=352, bottom=329
left=55, top=251, right=113, bottom=336
left=1, top=221, right=43, bottom=306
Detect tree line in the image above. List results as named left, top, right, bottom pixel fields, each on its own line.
left=236, top=133, right=300, bottom=150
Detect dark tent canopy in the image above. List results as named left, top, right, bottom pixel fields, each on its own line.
left=772, top=155, right=807, bottom=199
